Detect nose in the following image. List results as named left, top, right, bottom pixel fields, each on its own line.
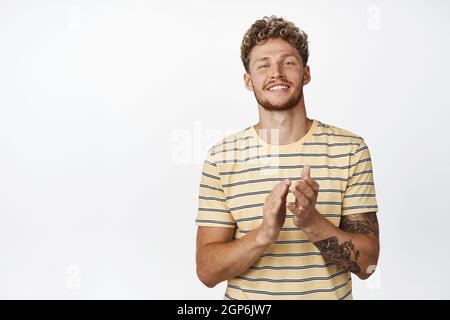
left=269, top=63, right=285, bottom=79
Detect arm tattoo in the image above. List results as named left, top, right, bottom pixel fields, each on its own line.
left=313, top=212, right=379, bottom=273
left=314, top=237, right=361, bottom=273
left=340, top=212, right=379, bottom=239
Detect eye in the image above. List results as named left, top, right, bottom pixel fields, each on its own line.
left=257, top=64, right=268, bottom=69
left=283, top=60, right=295, bottom=66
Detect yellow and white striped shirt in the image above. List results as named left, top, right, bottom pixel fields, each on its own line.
left=196, top=119, right=378, bottom=300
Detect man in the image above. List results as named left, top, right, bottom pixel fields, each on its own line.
left=195, top=16, right=379, bottom=300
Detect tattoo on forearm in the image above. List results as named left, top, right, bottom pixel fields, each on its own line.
left=313, top=213, right=379, bottom=273
left=314, top=237, right=361, bottom=273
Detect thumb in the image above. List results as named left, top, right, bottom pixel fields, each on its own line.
left=301, top=164, right=310, bottom=179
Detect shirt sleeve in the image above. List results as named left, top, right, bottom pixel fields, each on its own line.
left=195, top=149, right=236, bottom=228
left=342, top=139, right=379, bottom=216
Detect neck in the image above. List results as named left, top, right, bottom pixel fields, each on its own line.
left=255, top=97, right=312, bottom=145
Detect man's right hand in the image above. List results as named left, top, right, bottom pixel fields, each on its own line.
left=258, top=179, right=292, bottom=246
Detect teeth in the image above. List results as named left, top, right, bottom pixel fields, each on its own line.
left=269, top=85, right=288, bottom=91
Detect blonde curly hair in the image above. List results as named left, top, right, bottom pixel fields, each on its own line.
left=240, top=15, right=309, bottom=72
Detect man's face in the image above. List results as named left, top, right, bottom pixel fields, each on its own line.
left=244, top=37, right=310, bottom=111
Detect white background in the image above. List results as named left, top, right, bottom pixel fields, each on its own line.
left=1, top=0, right=449, bottom=299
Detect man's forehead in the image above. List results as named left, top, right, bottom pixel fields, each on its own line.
left=251, top=40, right=299, bottom=61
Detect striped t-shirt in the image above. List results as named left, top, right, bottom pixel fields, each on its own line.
left=195, top=119, right=378, bottom=300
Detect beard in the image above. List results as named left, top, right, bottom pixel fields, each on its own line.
left=254, top=85, right=303, bottom=112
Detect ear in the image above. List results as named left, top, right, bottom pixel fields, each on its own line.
left=303, top=65, right=311, bottom=85
left=244, top=72, right=254, bottom=92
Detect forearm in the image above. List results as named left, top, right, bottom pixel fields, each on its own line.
left=302, top=209, right=379, bottom=279
left=196, top=225, right=272, bottom=288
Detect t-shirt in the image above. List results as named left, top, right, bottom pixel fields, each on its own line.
left=195, top=119, right=378, bottom=300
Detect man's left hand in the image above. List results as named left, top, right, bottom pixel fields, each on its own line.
left=287, top=164, right=321, bottom=228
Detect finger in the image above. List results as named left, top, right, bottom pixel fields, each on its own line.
left=303, top=176, right=320, bottom=193
left=295, top=181, right=315, bottom=200
left=273, top=179, right=290, bottom=192
left=311, top=179, right=320, bottom=193
left=292, top=187, right=311, bottom=208
left=301, top=164, right=310, bottom=180
left=289, top=180, right=299, bottom=191
left=273, top=179, right=291, bottom=198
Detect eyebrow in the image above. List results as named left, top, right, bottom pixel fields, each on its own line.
left=254, top=53, right=297, bottom=63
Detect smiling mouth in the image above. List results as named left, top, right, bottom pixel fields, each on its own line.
left=266, top=84, right=290, bottom=92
